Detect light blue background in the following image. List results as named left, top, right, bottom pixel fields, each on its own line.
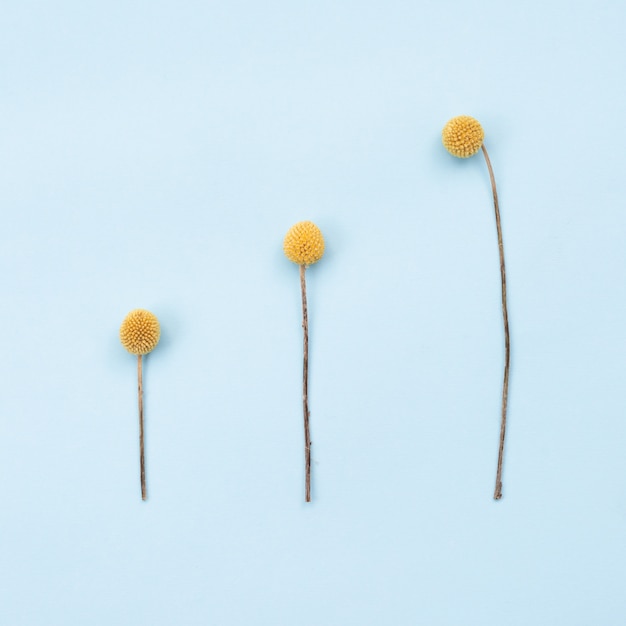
left=1, top=0, right=625, bottom=624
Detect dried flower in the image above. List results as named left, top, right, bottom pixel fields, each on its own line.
left=283, top=221, right=325, bottom=502
left=120, top=309, right=161, bottom=500
left=442, top=116, right=511, bottom=500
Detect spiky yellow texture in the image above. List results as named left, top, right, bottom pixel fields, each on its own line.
left=120, top=309, right=161, bottom=355
left=442, top=115, right=484, bottom=158
left=283, top=221, right=325, bottom=266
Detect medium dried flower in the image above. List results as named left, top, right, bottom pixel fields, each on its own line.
left=283, top=221, right=325, bottom=502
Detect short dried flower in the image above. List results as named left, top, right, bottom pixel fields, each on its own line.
left=119, top=308, right=161, bottom=500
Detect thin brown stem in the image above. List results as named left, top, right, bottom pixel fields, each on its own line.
left=300, top=264, right=311, bottom=503
left=138, top=354, right=147, bottom=501
left=482, top=144, right=510, bottom=501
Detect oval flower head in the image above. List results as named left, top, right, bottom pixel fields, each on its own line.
left=442, top=116, right=511, bottom=500
left=120, top=309, right=161, bottom=500
left=283, top=221, right=325, bottom=502
left=283, top=220, right=325, bottom=266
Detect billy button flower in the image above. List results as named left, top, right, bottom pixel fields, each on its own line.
left=442, top=115, right=511, bottom=500
left=120, top=309, right=161, bottom=500
left=283, top=221, right=325, bottom=502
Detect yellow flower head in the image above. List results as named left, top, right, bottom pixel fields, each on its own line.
left=283, top=221, right=325, bottom=266
left=442, top=115, right=484, bottom=158
left=120, top=309, right=161, bottom=355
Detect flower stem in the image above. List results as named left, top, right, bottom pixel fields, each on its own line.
left=138, top=354, right=147, bottom=501
left=300, top=264, right=311, bottom=502
left=482, top=144, right=510, bottom=501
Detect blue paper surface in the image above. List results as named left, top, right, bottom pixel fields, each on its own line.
left=1, top=1, right=626, bottom=624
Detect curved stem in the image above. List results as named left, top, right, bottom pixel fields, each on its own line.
left=138, top=354, right=147, bottom=501
left=482, top=144, right=510, bottom=501
left=300, top=264, right=311, bottom=502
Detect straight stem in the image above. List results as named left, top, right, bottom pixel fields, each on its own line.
left=138, top=354, right=146, bottom=501
left=300, top=264, right=311, bottom=502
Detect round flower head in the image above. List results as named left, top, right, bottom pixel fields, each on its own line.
left=442, top=115, right=484, bottom=158
left=283, top=221, right=325, bottom=266
left=120, top=309, right=161, bottom=355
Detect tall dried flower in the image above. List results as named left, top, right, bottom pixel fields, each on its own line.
left=442, top=115, right=511, bottom=500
